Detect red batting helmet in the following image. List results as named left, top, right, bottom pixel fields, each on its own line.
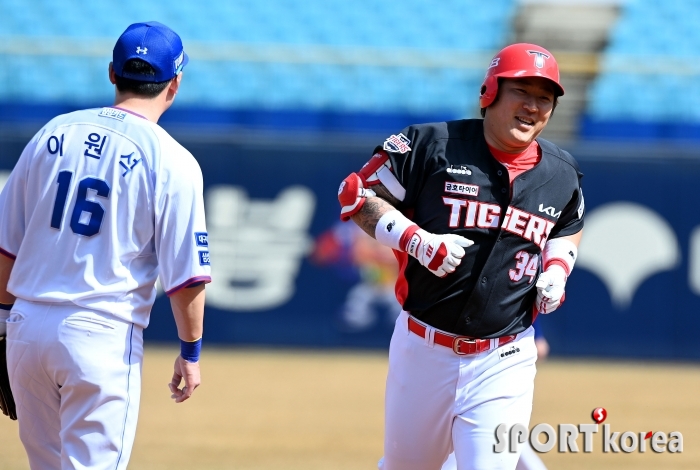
left=479, top=43, right=564, bottom=109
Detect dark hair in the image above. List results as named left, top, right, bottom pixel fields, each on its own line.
left=480, top=78, right=559, bottom=118
left=114, top=59, right=172, bottom=98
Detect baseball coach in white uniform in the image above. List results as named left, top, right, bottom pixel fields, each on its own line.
left=0, top=21, right=211, bottom=469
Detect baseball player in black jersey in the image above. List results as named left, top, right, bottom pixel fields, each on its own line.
left=338, top=43, right=584, bottom=470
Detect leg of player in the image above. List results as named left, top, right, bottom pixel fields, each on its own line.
left=440, top=452, right=457, bottom=470
left=450, top=328, right=537, bottom=470
left=380, top=314, right=537, bottom=470
left=5, top=308, right=60, bottom=468
left=6, top=301, right=143, bottom=470
left=515, top=445, right=548, bottom=470
left=439, top=443, right=547, bottom=470
left=380, top=312, right=461, bottom=470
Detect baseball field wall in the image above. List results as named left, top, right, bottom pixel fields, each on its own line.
left=1, top=116, right=699, bottom=361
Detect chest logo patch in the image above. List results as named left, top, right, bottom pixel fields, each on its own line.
left=383, top=133, right=412, bottom=154
left=445, top=182, right=479, bottom=197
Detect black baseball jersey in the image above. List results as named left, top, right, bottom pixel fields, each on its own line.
left=372, top=119, right=584, bottom=338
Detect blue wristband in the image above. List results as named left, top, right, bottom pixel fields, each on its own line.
left=0, top=303, right=13, bottom=311
left=180, top=338, right=202, bottom=362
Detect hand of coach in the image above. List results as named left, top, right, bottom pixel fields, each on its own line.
left=169, top=283, right=205, bottom=403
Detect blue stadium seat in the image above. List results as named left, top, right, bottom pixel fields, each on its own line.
left=0, top=0, right=515, bottom=116
left=587, top=0, right=700, bottom=125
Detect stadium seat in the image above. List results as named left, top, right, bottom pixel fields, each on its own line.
left=0, top=0, right=515, bottom=117
left=587, top=0, right=700, bottom=129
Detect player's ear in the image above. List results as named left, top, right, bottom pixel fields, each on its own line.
left=168, top=73, right=182, bottom=97
left=108, top=62, right=117, bottom=85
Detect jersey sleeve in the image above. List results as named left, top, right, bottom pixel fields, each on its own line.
left=0, top=130, right=42, bottom=259
left=368, top=125, right=436, bottom=209
left=549, top=175, right=584, bottom=239
left=154, top=150, right=211, bottom=296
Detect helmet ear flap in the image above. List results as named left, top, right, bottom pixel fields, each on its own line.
left=479, top=75, right=499, bottom=109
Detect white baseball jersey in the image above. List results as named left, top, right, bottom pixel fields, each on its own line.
left=0, top=107, right=211, bottom=328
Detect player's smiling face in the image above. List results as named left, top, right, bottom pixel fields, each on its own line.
left=483, top=77, right=556, bottom=153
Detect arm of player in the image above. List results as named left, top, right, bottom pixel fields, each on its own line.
left=342, top=180, right=473, bottom=278
left=350, top=183, right=401, bottom=237
left=168, top=283, right=205, bottom=403
left=535, top=230, right=583, bottom=314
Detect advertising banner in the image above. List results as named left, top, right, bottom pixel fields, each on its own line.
left=2, top=131, right=699, bottom=359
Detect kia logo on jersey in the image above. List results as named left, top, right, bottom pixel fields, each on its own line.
left=538, top=204, right=561, bottom=219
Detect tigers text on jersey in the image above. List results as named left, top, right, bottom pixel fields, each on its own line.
left=371, top=119, right=584, bottom=338
left=0, top=107, right=211, bottom=328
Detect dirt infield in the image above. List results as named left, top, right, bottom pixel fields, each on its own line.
left=0, top=347, right=698, bottom=469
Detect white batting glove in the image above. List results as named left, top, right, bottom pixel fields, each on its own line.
left=404, top=229, right=474, bottom=277
left=535, top=265, right=567, bottom=313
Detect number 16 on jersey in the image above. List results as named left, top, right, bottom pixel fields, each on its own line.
left=50, top=171, right=111, bottom=237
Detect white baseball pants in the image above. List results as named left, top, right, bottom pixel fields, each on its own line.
left=5, top=299, right=143, bottom=470
left=441, top=444, right=548, bottom=470
left=379, top=311, right=537, bottom=470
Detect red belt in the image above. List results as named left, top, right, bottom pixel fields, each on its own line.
left=407, top=316, right=517, bottom=355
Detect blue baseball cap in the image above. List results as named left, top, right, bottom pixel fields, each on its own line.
left=112, top=21, right=189, bottom=83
